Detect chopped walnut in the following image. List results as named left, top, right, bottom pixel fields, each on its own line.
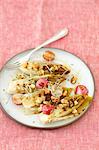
left=74, top=100, right=78, bottom=105
left=27, top=62, right=33, bottom=69
left=12, top=94, right=22, bottom=105
left=43, top=51, right=55, bottom=61
left=69, top=100, right=74, bottom=108
left=22, top=62, right=28, bottom=68
left=61, top=98, right=68, bottom=104
left=16, top=74, right=26, bottom=79
left=71, top=76, right=77, bottom=84
left=72, top=109, right=78, bottom=114
left=30, top=84, right=35, bottom=89
left=63, top=90, right=67, bottom=96
left=61, top=99, right=69, bottom=107
left=51, top=96, right=59, bottom=102
left=32, top=63, right=40, bottom=70
left=58, top=104, right=64, bottom=109
left=45, top=95, right=51, bottom=101
left=36, top=97, right=43, bottom=104
left=57, top=67, right=66, bottom=75
left=44, top=89, right=51, bottom=94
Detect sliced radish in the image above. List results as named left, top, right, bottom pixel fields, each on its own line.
left=75, top=85, right=88, bottom=95
left=36, top=78, right=48, bottom=89
left=41, top=104, right=55, bottom=115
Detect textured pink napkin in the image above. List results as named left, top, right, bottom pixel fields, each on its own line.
left=0, top=0, right=99, bottom=150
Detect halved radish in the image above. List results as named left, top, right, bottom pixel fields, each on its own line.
left=36, top=78, right=48, bottom=89
left=75, top=85, right=88, bottom=95
left=41, top=104, right=55, bottom=115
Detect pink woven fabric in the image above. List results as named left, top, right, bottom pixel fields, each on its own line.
left=0, top=0, right=99, bottom=150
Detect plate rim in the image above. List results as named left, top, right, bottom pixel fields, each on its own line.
left=0, top=47, right=95, bottom=129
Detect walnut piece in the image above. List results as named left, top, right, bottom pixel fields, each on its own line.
left=43, top=51, right=55, bottom=61
left=71, top=76, right=77, bottom=84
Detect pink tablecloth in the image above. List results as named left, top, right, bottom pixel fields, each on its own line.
left=0, top=0, right=99, bottom=150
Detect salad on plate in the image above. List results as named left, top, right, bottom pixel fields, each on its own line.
left=7, top=50, right=92, bottom=123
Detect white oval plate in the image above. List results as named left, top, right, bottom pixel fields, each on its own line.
left=0, top=48, right=95, bottom=128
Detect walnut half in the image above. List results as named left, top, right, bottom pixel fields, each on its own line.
left=43, top=51, right=55, bottom=61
